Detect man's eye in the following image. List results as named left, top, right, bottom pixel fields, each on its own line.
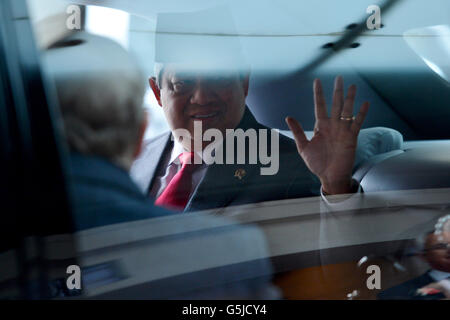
left=172, top=80, right=193, bottom=93
left=173, top=81, right=185, bottom=91
left=210, top=77, right=233, bottom=87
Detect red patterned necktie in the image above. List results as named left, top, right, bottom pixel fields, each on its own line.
left=155, top=152, right=196, bottom=210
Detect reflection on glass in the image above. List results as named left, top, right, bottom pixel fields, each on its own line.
left=404, top=25, right=450, bottom=83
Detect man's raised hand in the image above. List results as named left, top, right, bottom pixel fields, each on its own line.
left=286, top=76, right=369, bottom=195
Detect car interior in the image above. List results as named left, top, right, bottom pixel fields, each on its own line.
left=1, top=0, right=449, bottom=300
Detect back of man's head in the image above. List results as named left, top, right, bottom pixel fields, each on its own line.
left=44, top=34, right=147, bottom=170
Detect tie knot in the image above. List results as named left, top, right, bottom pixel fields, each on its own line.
left=179, top=152, right=195, bottom=166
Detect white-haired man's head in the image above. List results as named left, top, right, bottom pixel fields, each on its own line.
left=46, top=34, right=147, bottom=170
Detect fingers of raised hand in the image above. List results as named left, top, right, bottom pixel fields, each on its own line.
left=285, top=117, right=308, bottom=153
left=313, top=79, right=328, bottom=120
left=331, top=76, right=344, bottom=119
left=351, top=102, right=370, bottom=133
left=341, top=84, right=357, bottom=118
left=311, top=78, right=369, bottom=136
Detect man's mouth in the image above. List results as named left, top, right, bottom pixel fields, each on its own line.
left=191, top=111, right=220, bottom=119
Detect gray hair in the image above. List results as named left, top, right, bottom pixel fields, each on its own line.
left=56, top=70, right=146, bottom=170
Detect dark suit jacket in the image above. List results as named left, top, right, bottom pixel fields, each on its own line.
left=378, top=271, right=446, bottom=300
left=68, top=153, right=173, bottom=230
left=131, top=107, right=320, bottom=212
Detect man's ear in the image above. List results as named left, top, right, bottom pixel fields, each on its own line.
left=149, top=77, right=162, bottom=107
left=133, top=111, right=148, bottom=159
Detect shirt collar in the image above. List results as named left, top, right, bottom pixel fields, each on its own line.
left=429, top=269, right=450, bottom=281
left=169, top=138, right=186, bottom=165
left=169, top=134, right=224, bottom=166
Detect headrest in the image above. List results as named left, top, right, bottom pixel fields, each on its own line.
left=279, top=127, right=404, bottom=168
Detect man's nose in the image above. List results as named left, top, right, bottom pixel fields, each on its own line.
left=190, top=81, right=217, bottom=105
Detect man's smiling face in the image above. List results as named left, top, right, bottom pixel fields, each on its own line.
left=150, top=65, right=249, bottom=149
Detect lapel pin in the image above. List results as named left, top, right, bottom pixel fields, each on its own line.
left=234, top=168, right=246, bottom=180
